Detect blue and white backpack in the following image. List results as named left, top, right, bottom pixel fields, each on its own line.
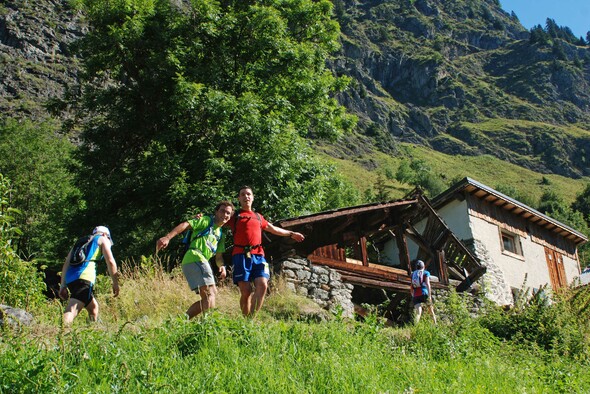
left=411, top=269, right=424, bottom=288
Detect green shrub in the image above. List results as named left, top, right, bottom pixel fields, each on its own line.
left=0, top=174, right=46, bottom=309
left=480, top=286, right=589, bottom=358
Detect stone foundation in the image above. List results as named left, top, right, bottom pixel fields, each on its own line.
left=472, top=240, right=514, bottom=306
left=274, top=257, right=355, bottom=318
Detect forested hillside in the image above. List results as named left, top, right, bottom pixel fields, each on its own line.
left=1, top=0, right=589, bottom=264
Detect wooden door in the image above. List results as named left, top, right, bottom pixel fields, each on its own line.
left=545, top=247, right=567, bottom=290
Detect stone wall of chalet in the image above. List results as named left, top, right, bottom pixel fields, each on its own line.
left=472, top=240, right=515, bottom=306
left=275, top=257, right=355, bottom=318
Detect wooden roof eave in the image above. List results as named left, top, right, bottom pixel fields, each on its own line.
left=433, top=177, right=589, bottom=246
left=275, top=199, right=419, bottom=228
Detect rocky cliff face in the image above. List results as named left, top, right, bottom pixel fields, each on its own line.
left=331, top=0, right=590, bottom=177
left=1, top=0, right=590, bottom=178
left=0, top=0, right=84, bottom=117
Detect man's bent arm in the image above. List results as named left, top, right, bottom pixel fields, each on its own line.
left=100, top=237, right=120, bottom=297
left=58, top=251, right=72, bottom=299
left=215, top=253, right=227, bottom=280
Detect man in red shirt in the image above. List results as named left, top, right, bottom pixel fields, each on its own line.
left=230, top=186, right=305, bottom=316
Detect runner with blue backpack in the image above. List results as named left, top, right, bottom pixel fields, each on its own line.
left=156, top=200, right=235, bottom=319
left=59, top=225, right=119, bottom=325
left=410, top=260, right=437, bottom=324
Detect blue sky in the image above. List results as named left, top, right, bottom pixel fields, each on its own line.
left=500, top=0, right=590, bottom=38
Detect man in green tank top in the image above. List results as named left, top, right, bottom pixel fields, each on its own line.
left=157, top=200, right=235, bottom=319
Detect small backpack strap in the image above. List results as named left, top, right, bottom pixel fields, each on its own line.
left=194, top=215, right=215, bottom=239
left=234, top=210, right=263, bottom=229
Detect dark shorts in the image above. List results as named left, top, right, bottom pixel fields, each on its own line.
left=67, top=279, right=95, bottom=307
left=413, top=295, right=429, bottom=305
left=232, top=254, right=270, bottom=284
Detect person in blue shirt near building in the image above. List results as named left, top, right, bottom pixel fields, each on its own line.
left=410, top=260, right=437, bottom=324
left=59, top=226, right=119, bottom=325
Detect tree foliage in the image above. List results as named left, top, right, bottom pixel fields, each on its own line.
left=494, top=183, right=537, bottom=208
left=73, top=0, right=357, bottom=258
left=538, top=189, right=590, bottom=267
left=0, top=174, right=46, bottom=309
left=572, top=183, right=590, bottom=222
left=530, top=18, right=580, bottom=47
left=0, top=118, right=81, bottom=262
left=395, top=158, right=446, bottom=197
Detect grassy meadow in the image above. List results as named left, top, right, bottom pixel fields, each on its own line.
left=2, top=260, right=590, bottom=394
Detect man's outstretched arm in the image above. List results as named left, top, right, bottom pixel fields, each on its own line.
left=157, top=222, right=191, bottom=251
left=265, top=223, right=304, bottom=242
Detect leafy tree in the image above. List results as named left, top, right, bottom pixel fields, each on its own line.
left=529, top=25, right=550, bottom=46
left=538, top=190, right=567, bottom=215
left=372, top=173, right=393, bottom=202
left=551, top=41, right=567, bottom=61
left=494, top=184, right=537, bottom=208
left=0, top=174, right=46, bottom=309
left=545, top=18, right=559, bottom=39
left=395, top=159, right=414, bottom=185
left=72, top=0, right=357, bottom=259
left=538, top=189, right=590, bottom=267
left=561, top=26, right=577, bottom=43
left=0, top=118, right=81, bottom=262
left=395, top=158, right=445, bottom=197
left=544, top=18, right=578, bottom=44
left=574, top=53, right=583, bottom=68
left=572, top=183, right=590, bottom=222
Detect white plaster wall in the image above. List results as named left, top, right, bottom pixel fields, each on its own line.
left=380, top=240, right=398, bottom=266
left=563, top=254, right=581, bottom=285
left=381, top=234, right=417, bottom=267
left=436, top=199, right=473, bottom=240
left=470, top=215, right=579, bottom=291
left=382, top=199, right=472, bottom=266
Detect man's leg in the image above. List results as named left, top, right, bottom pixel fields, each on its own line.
left=238, top=281, right=253, bottom=316
left=186, top=297, right=203, bottom=319
left=63, top=298, right=85, bottom=325
left=427, top=304, right=437, bottom=324
left=206, top=285, right=217, bottom=309
left=251, top=277, right=268, bottom=315
left=186, top=285, right=217, bottom=319
left=413, top=303, right=423, bottom=324
left=85, top=297, right=99, bottom=322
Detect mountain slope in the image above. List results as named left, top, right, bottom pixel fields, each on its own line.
left=330, top=0, right=590, bottom=178
left=1, top=0, right=589, bottom=185
left=0, top=0, right=83, bottom=118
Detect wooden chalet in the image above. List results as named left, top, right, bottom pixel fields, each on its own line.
left=263, top=190, right=486, bottom=295
left=429, top=177, right=588, bottom=302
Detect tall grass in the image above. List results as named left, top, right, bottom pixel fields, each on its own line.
left=2, top=265, right=590, bottom=393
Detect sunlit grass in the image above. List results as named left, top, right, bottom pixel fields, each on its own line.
left=4, top=271, right=590, bottom=393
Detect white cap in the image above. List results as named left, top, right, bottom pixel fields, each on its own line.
left=93, top=225, right=112, bottom=240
